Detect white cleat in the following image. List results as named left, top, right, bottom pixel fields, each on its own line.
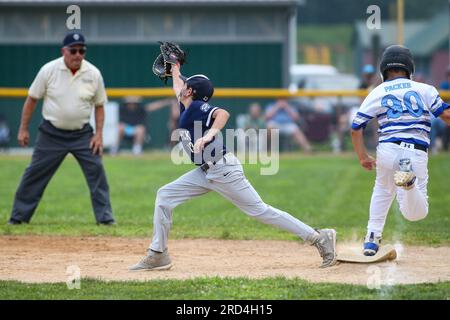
left=394, top=158, right=416, bottom=190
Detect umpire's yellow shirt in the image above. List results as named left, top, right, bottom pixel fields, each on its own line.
left=28, top=57, right=107, bottom=130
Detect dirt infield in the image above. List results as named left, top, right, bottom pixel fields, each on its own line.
left=0, top=235, right=449, bottom=285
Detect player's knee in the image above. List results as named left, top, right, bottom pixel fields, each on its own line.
left=402, top=208, right=428, bottom=222
left=155, top=186, right=176, bottom=209
left=156, top=187, right=169, bottom=204
left=242, top=202, right=269, bottom=217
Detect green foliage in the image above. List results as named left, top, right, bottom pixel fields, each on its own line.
left=297, top=0, right=447, bottom=24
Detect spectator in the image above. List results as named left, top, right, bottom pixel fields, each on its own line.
left=358, top=64, right=379, bottom=150
left=440, top=66, right=450, bottom=90
left=265, top=98, right=312, bottom=152
left=145, top=98, right=179, bottom=148
left=242, top=102, right=266, bottom=131
left=236, top=102, right=266, bottom=153
left=431, top=66, right=450, bottom=152
left=0, top=114, right=10, bottom=151
left=111, top=96, right=147, bottom=155
left=330, top=104, right=350, bottom=153
left=359, top=64, right=377, bottom=90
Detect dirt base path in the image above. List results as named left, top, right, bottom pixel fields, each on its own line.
left=0, top=235, right=449, bottom=285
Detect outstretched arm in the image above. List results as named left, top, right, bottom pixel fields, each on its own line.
left=193, top=109, right=230, bottom=153
left=171, top=63, right=184, bottom=102
left=351, top=128, right=376, bottom=170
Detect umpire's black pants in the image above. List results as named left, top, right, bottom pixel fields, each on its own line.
left=10, top=120, right=115, bottom=224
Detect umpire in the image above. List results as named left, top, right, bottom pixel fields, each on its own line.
left=8, top=32, right=116, bottom=225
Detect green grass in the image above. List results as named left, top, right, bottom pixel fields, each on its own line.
left=0, top=277, right=449, bottom=300
left=1, top=153, right=449, bottom=300
left=1, top=153, right=449, bottom=245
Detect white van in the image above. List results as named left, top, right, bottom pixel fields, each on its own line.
left=289, top=64, right=360, bottom=113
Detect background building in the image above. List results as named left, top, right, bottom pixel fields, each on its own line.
left=0, top=0, right=300, bottom=148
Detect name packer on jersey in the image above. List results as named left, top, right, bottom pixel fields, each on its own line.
left=352, top=77, right=450, bottom=147
left=178, top=100, right=227, bottom=165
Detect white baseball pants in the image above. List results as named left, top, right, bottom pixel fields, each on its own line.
left=367, top=142, right=429, bottom=237
left=149, top=153, right=318, bottom=252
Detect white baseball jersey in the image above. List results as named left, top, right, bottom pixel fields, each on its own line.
left=352, top=77, right=449, bottom=147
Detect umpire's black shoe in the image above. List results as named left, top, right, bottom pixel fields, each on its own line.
left=7, top=218, right=24, bottom=225
left=97, top=220, right=117, bottom=226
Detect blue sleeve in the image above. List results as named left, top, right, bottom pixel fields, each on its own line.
left=433, top=102, right=450, bottom=118
left=193, top=102, right=221, bottom=128
left=351, top=112, right=373, bottom=130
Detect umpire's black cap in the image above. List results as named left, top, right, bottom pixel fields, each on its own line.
left=179, top=74, right=214, bottom=102
left=63, top=32, right=86, bottom=47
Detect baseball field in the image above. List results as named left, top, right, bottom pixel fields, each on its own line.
left=0, top=153, right=449, bottom=299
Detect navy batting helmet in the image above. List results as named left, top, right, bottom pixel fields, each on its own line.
left=179, top=74, right=214, bottom=102
left=379, top=45, right=415, bottom=81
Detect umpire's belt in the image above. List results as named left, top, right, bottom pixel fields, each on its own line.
left=391, top=141, right=428, bottom=152
left=200, top=153, right=232, bottom=172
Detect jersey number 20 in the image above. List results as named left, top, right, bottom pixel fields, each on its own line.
left=382, top=91, right=424, bottom=119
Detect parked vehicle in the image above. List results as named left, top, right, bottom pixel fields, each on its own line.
left=289, top=64, right=360, bottom=113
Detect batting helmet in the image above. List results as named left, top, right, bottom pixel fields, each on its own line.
left=179, top=74, right=214, bottom=102
left=379, top=45, right=415, bottom=81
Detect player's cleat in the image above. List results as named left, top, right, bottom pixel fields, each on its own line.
left=97, top=220, right=117, bottom=226
left=394, top=158, right=416, bottom=190
left=312, top=229, right=337, bottom=268
left=363, top=232, right=382, bottom=256
left=129, top=249, right=173, bottom=271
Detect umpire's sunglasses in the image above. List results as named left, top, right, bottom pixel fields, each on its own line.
left=68, top=47, right=87, bottom=55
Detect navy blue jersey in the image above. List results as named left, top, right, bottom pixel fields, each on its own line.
left=178, top=100, right=227, bottom=165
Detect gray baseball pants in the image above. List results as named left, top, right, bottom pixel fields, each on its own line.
left=10, top=120, right=114, bottom=224
left=149, top=153, right=317, bottom=252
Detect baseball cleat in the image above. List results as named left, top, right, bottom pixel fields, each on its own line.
left=394, top=158, right=416, bottom=190
left=312, top=229, right=337, bottom=268
left=363, top=232, right=382, bottom=256
left=129, top=249, right=173, bottom=271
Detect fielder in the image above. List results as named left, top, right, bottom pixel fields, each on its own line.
left=351, top=45, right=450, bottom=256
left=129, top=42, right=337, bottom=270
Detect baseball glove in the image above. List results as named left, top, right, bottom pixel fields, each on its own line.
left=152, top=41, right=186, bottom=83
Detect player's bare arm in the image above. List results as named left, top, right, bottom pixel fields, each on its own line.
left=18, top=96, right=38, bottom=147
left=193, top=109, right=230, bottom=153
left=351, top=128, right=376, bottom=170
left=171, top=63, right=183, bottom=101
left=90, top=105, right=105, bottom=156
left=439, top=108, right=450, bottom=125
